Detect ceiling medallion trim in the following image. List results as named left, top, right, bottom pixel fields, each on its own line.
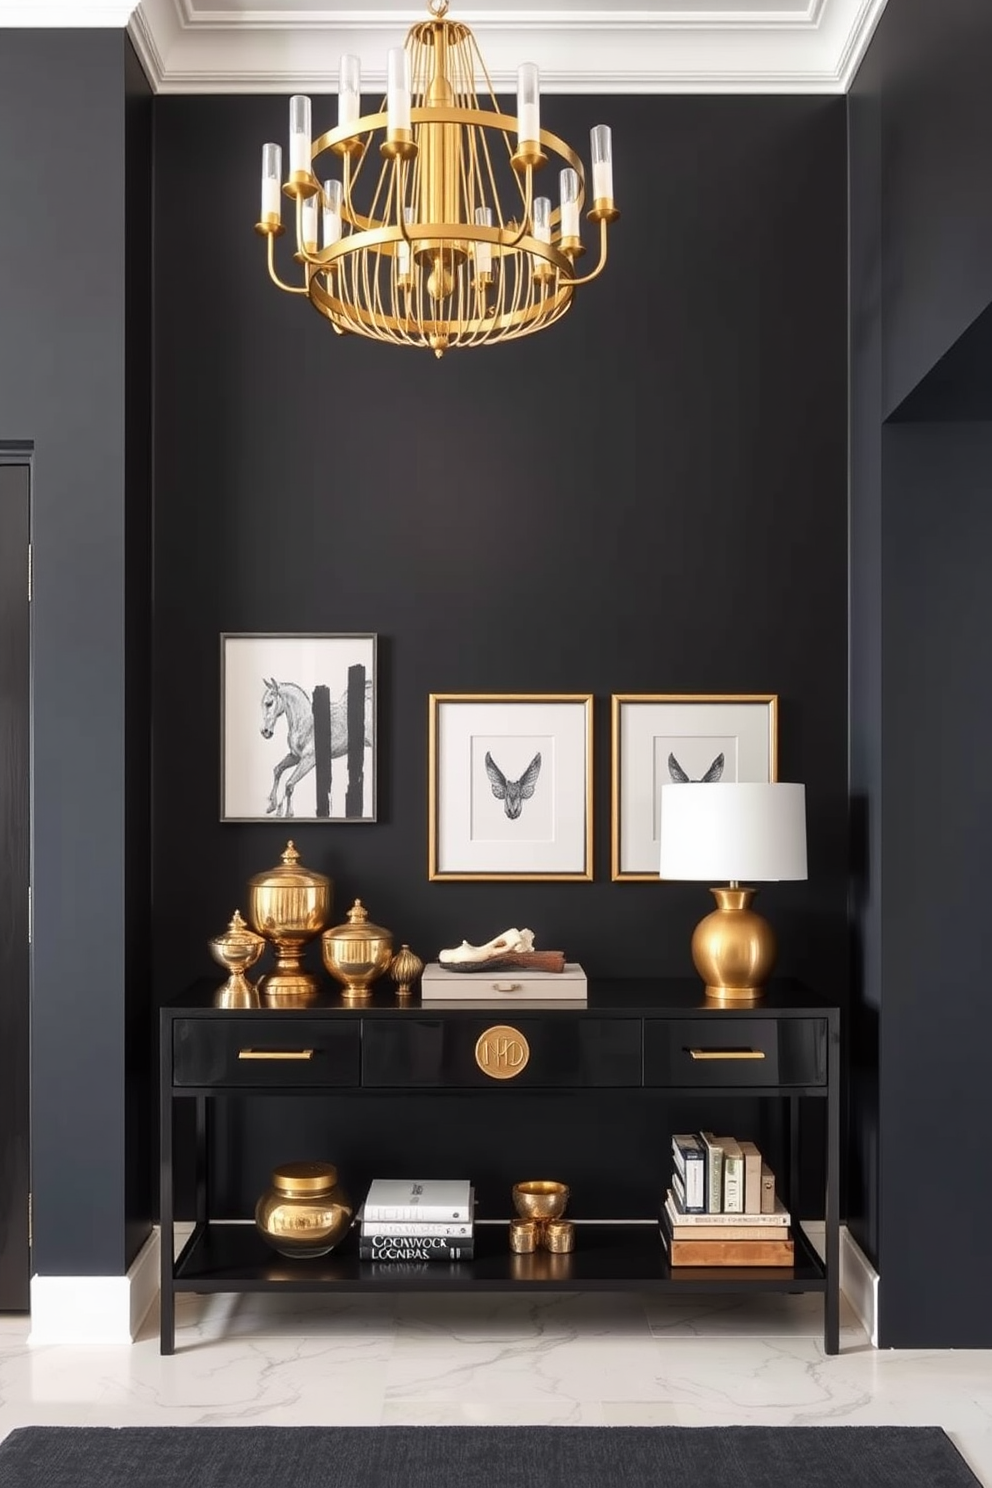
left=176, top=3, right=821, bottom=30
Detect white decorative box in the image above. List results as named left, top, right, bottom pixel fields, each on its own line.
left=420, top=961, right=588, bottom=1003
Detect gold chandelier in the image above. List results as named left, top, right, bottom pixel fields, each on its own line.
left=254, top=0, right=618, bottom=356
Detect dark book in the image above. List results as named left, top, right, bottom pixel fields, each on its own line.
left=358, top=1236, right=475, bottom=1261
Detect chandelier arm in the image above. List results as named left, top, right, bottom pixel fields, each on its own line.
left=396, top=161, right=413, bottom=247
left=505, top=166, right=534, bottom=248
left=265, top=231, right=309, bottom=295
left=557, top=218, right=610, bottom=287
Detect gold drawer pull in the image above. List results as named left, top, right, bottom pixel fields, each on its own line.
left=688, top=1048, right=765, bottom=1061
left=492, top=982, right=522, bottom=993
left=238, top=1048, right=315, bottom=1061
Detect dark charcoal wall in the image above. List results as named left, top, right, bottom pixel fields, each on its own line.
left=881, top=422, right=992, bottom=1344
left=850, top=0, right=992, bottom=1344
left=0, top=31, right=151, bottom=1276
left=152, top=94, right=848, bottom=993
left=152, top=96, right=849, bottom=1211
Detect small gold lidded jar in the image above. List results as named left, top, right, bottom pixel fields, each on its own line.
left=321, top=899, right=393, bottom=1000
left=254, top=1161, right=353, bottom=1259
left=209, top=910, right=266, bottom=1007
left=247, top=841, right=332, bottom=993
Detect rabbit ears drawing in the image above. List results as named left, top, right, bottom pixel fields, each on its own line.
left=485, top=751, right=542, bottom=820
left=668, top=751, right=725, bottom=783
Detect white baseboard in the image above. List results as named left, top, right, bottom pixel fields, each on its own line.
left=802, top=1221, right=879, bottom=1347
left=28, top=1228, right=160, bottom=1347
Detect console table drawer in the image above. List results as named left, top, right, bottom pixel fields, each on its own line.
left=173, top=1019, right=360, bottom=1088
left=644, top=1018, right=826, bottom=1088
left=362, top=1017, right=641, bottom=1088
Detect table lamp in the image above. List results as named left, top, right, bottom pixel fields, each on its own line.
left=658, top=782, right=807, bottom=1004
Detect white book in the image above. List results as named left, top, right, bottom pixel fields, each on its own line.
left=363, top=1179, right=473, bottom=1222
left=666, top=1189, right=791, bottom=1226
left=359, top=1217, right=474, bottom=1238
left=421, top=962, right=587, bottom=1002
left=720, top=1137, right=744, bottom=1213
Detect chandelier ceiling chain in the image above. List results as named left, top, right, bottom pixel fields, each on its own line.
left=255, top=1, right=619, bottom=356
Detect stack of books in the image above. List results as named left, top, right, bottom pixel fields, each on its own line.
left=357, top=1179, right=475, bottom=1262
left=663, top=1132, right=794, bottom=1266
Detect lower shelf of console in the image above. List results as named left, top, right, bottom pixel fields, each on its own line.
left=172, top=1220, right=827, bottom=1294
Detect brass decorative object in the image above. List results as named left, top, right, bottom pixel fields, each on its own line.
left=544, top=1219, right=575, bottom=1253
left=509, top=1218, right=540, bottom=1253
left=247, top=841, right=332, bottom=997
left=389, top=943, right=425, bottom=998
left=321, top=899, right=393, bottom=1000
left=208, top=910, right=266, bottom=1007
left=512, top=1180, right=569, bottom=1223
left=691, top=887, right=777, bottom=1004
left=255, top=1161, right=353, bottom=1258
left=475, top=1024, right=530, bottom=1080
left=254, top=2, right=619, bottom=356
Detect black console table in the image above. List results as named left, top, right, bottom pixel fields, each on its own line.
left=159, top=979, right=840, bottom=1354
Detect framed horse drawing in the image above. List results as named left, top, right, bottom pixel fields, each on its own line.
left=221, top=633, right=377, bottom=822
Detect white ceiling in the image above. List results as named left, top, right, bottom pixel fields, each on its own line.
left=2, top=0, right=889, bottom=92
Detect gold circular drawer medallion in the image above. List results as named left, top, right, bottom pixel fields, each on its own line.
left=474, top=1024, right=530, bottom=1080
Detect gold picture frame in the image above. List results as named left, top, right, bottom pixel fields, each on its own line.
left=611, top=693, right=779, bottom=882
left=429, top=693, right=594, bottom=881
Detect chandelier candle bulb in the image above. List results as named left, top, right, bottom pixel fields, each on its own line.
left=517, top=62, right=540, bottom=147
left=591, top=124, right=614, bottom=205
left=261, top=142, right=282, bottom=222
left=387, top=47, right=412, bottom=135
left=473, top=205, right=493, bottom=277
left=301, top=194, right=318, bottom=252
left=322, top=179, right=342, bottom=247
left=289, top=95, right=311, bottom=176
left=560, top=167, right=580, bottom=240
left=338, top=55, right=361, bottom=131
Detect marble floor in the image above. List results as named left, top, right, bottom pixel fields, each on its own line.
left=1, top=1290, right=991, bottom=1482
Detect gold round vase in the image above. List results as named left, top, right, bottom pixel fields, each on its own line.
left=255, top=1161, right=353, bottom=1258
left=691, top=886, right=776, bottom=1003
left=247, top=841, right=332, bottom=993
left=321, top=899, right=393, bottom=1000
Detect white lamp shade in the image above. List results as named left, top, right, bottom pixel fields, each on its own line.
left=659, top=782, right=807, bottom=882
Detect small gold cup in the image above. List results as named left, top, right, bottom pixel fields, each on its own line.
left=512, top=1180, right=569, bottom=1223
left=509, top=1218, right=540, bottom=1253
left=544, top=1219, right=575, bottom=1253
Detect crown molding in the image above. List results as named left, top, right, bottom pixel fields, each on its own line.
left=0, top=2, right=138, bottom=19
left=3, top=0, right=887, bottom=93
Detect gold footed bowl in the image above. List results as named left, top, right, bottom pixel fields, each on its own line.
left=255, top=1162, right=353, bottom=1259
left=512, top=1180, right=569, bottom=1222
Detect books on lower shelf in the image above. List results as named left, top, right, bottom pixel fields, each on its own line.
left=359, top=1179, right=475, bottom=1262
left=665, top=1130, right=794, bottom=1266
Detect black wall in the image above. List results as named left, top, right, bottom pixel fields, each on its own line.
left=152, top=96, right=849, bottom=1207
left=850, top=0, right=992, bottom=1344
left=0, top=31, right=152, bottom=1276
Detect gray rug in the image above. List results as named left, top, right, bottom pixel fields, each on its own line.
left=0, top=1425, right=981, bottom=1487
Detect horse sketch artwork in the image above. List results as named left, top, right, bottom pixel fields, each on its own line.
left=221, top=634, right=377, bottom=822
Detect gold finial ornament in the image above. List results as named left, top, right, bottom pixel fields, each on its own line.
left=389, top=943, right=425, bottom=997
left=253, top=2, right=618, bottom=353
left=321, top=898, right=394, bottom=1000
left=209, top=909, right=266, bottom=1007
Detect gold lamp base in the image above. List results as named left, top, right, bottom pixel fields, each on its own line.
left=690, top=887, right=776, bottom=1005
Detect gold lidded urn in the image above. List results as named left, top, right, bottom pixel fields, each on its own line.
left=254, top=1161, right=353, bottom=1259
left=247, top=841, right=332, bottom=994
left=321, top=899, right=393, bottom=1001
left=209, top=910, right=266, bottom=1008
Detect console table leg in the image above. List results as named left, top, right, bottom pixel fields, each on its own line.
left=159, top=1028, right=175, bottom=1355
left=824, top=1017, right=841, bottom=1355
